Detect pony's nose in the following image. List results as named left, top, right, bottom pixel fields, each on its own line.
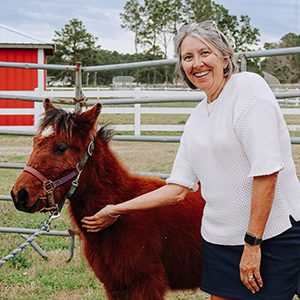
left=16, top=188, right=29, bottom=206
left=11, top=188, right=33, bottom=213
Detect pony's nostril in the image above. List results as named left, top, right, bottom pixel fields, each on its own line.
left=17, top=188, right=29, bottom=205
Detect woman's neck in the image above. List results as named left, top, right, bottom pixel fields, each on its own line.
left=207, top=77, right=228, bottom=103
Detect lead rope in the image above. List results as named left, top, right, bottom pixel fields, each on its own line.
left=0, top=211, right=60, bottom=267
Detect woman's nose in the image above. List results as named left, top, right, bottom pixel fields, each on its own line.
left=193, top=56, right=204, bottom=68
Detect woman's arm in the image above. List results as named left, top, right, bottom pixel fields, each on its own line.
left=81, top=183, right=190, bottom=232
left=240, top=172, right=278, bottom=294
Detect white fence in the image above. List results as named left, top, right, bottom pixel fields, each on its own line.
left=1, top=87, right=300, bottom=134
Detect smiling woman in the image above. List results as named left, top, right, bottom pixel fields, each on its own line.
left=169, top=20, right=300, bottom=300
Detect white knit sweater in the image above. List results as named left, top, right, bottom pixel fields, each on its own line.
left=166, top=72, right=300, bottom=245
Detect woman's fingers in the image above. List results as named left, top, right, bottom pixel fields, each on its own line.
left=82, top=216, right=97, bottom=222
left=253, top=269, right=263, bottom=288
left=240, top=245, right=263, bottom=294
left=81, top=208, right=118, bottom=232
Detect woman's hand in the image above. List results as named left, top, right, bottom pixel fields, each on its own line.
left=81, top=205, right=119, bottom=232
left=239, top=244, right=263, bottom=294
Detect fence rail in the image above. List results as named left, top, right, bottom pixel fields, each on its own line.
left=0, top=46, right=299, bottom=72
left=1, top=90, right=300, bottom=134
left=1, top=90, right=300, bottom=104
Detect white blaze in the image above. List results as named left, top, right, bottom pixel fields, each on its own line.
left=41, top=126, right=54, bottom=138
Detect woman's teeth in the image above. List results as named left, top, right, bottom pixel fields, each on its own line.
left=194, top=71, right=209, bottom=77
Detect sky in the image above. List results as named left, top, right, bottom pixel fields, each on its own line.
left=0, top=0, right=299, bottom=57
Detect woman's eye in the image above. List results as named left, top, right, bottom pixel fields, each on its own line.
left=183, top=55, right=192, bottom=61
left=201, top=51, right=210, bottom=56
left=54, top=143, right=68, bottom=153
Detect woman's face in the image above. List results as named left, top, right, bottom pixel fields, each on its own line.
left=180, top=35, right=227, bottom=99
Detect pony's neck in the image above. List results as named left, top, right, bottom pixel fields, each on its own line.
left=69, top=138, right=133, bottom=220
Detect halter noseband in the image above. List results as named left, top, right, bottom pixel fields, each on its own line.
left=23, top=138, right=95, bottom=213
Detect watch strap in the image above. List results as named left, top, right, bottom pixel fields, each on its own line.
left=244, top=232, right=263, bottom=245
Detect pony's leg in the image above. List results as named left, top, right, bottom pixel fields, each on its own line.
left=104, top=273, right=168, bottom=300
left=105, top=281, right=167, bottom=300
left=104, top=287, right=131, bottom=300
left=130, top=272, right=168, bottom=300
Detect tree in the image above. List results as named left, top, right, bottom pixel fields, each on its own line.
left=183, top=0, right=214, bottom=23
left=120, top=0, right=144, bottom=56
left=48, top=19, right=99, bottom=84
left=121, top=0, right=260, bottom=59
left=181, top=2, right=260, bottom=52
left=120, top=0, right=144, bottom=83
left=261, top=33, right=300, bottom=83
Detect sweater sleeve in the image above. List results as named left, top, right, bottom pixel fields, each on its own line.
left=166, top=135, right=199, bottom=191
left=234, top=100, right=284, bottom=177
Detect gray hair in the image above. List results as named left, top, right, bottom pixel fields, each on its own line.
left=174, top=21, right=238, bottom=89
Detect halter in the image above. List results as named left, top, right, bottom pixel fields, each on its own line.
left=23, top=138, right=95, bottom=213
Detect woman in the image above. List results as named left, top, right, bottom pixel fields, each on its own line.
left=82, top=21, right=300, bottom=300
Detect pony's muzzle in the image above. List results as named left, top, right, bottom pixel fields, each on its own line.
left=11, top=188, right=31, bottom=212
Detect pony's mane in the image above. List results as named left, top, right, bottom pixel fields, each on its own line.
left=39, top=108, right=114, bottom=142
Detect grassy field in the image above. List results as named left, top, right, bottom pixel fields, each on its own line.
left=1, top=110, right=300, bottom=299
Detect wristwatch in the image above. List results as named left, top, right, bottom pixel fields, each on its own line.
left=244, top=232, right=263, bottom=246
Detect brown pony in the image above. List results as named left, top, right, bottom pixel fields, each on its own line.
left=11, top=99, right=205, bottom=300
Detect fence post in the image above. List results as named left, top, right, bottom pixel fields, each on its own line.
left=34, top=88, right=43, bottom=131
left=74, top=62, right=83, bottom=113
left=240, top=54, right=247, bottom=72
left=134, top=87, right=141, bottom=136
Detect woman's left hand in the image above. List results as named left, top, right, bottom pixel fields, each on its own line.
left=81, top=205, right=119, bottom=232
left=239, top=244, right=263, bottom=294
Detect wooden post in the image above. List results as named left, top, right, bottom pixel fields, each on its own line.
left=74, top=62, right=83, bottom=113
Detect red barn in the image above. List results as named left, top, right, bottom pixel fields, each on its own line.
left=0, top=23, right=54, bottom=131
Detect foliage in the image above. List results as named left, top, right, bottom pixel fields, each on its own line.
left=261, top=33, right=300, bottom=83
left=120, top=0, right=144, bottom=55
left=47, top=19, right=99, bottom=84
left=80, top=48, right=175, bottom=86
left=212, top=6, right=260, bottom=52
left=121, top=0, right=260, bottom=58
left=119, top=0, right=260, bottom=80
left=47, top=1, right=261, bottom=86
left=46, top=2, right=298, bottom=86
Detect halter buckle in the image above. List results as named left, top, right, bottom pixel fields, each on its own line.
left=43, top=181, right=56, bottom=193
left=87, top=141, right=94, bottom=156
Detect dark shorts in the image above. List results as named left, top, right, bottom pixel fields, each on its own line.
left=201, top=217, right=300, bottom=300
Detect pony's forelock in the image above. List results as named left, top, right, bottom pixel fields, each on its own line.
left=39, top=108, right=76, bottom=137
left=39, top=108, right=114, bottom=142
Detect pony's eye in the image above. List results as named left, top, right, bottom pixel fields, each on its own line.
left=54, top=143, right=68, bottom=154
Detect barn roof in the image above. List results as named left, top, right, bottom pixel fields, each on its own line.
left=0, top=23, right=54, bottom=55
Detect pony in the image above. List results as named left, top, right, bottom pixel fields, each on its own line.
left=11, top=99, right=205, bottom=300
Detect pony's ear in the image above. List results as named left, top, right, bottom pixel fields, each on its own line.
left=81, top=103, right=102, bottom=125
left=43, top=98, right=57, bottom=112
